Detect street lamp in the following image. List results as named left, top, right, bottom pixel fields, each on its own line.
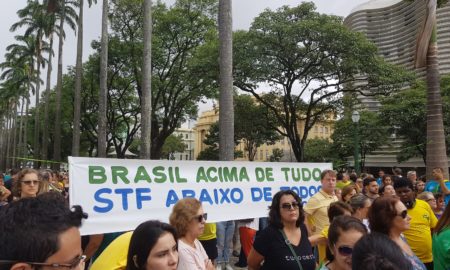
left=351, top=111, right=360, bottom=175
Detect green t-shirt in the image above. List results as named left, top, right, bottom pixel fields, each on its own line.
left=432, top=226, right=450, bottom=270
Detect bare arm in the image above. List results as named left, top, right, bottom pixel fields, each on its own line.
left=308, top=234, right=327, bottom=246
left=83, top=234, right=104, bottom=261
left=247, top=247, right=264, bottom=270
left=438, top=179, right=450, bottom=195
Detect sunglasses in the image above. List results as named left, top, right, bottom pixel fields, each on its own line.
left=397, top=210, right=408, bottom=219
left=0, top=254, right=86, bottom=269
left=337, top=246, right=353, bottom=256
left=281, top=202, right=300, bottom=210
left=195, top=213, right=208, bottom=222
left=21, top=180, right=40, bottom=186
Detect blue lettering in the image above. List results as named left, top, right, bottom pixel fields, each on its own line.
left=251, top=187, right=263, bottom=202
left=263, top=187, right=272, bottom=201
left=199, top=189, right=214, bottom=205
left=93, top=188, right=113, bottom=213
left=115, top=188, right=133, bottom=210
left=166, top=190, right=179, bottom=207
left=230, top=188, right=243, bottom=203
left=136, top=188, right=152, bottom=209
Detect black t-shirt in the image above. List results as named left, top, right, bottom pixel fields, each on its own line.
left=253, top=223, right=315, bottom=270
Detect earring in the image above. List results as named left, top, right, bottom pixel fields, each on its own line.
left=133, top=255, right=139, bottom=268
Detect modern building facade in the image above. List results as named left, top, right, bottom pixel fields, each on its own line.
left=344, top=0, right=450, bottom=169
left=345, top=0, right=450, bottom=111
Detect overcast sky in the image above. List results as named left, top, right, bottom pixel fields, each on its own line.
left=0, top=0, right=369, bottom=112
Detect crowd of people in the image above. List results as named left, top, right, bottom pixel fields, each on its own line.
left=0, top=166, right=449, bottom=270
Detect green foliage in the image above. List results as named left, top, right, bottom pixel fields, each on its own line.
left=234, top=94, right=281, bottom=161
left=269, top=148, right=284, bottom=162
left=331, top=110, right=389, bottom=170
left=379, top=76, right=450, bottom=162
left=304, top=138, right=334, bottom=162
left=196, top=122, right=242, bottom=161
left=161, top=134, right=187, bottom=160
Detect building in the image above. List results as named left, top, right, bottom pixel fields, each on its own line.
left=344, top=0, right=450, bottom=169
left=171, top=128, right=195, bottom=160
left=193, top=108, right=335, bottom=162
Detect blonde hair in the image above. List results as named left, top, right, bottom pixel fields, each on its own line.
left=169, top=198, right=201, bottom=237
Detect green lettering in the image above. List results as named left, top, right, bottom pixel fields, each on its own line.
left=134, top=166, right=152, bottom=183
left=239, top=168, right=250, bottom=182
left=302, top=168, right=311, bottom=181
left=111, top=166, right=130, bottom=184
left=89, top=166, right=107, bottom=184
left=292, top=168, right=301, bottom=182
left=281, top=167, right=290, bottom=182
left=153, top=166, right=167, bottom=183
left=175, top=167, right=187, bottom=183
left=312, top=168, right=322, bottom=181
left=206, top=167, right=218, bottom=182
left=196, top=167, right=208, bottom=182
left=223, top=167, right=238, bottom=182
left=265, top=168, right=274, bottom=181
left=255, top=167, right=265, bottom=182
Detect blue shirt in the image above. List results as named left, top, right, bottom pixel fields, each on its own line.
left=425, top=180, right=450, bottom=206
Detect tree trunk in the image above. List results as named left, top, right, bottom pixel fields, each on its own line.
left=23, top=97, right=30, bottom=161
left=33, top=45, right=42, bottom=167
left=97, top=0, right=109, bottom=158
left=218, top=0, right=234, bottom=162
left=426, top=39, right=449, bottom=178
left=17, top=97, right=25, bottom=167
left=42, top=33, right=54, bottom=162
left=11, top=102, right=18, bottom=168
left=72, top=0, right=84, bottom=157
left=6, top=109, right=12, bottom=169
left=53, top=1, right=66, bottom=169
left=140, top=0, right=152, bottom=159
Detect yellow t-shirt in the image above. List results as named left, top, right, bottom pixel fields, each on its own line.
left=335, top=180, right=352, bottom=190
left=403, top=199, right=438, bottom=263
left=90, top=231, right=132, bottom=270
left=198, top=223, right=216, bottom=241
left=318, top=225, right=329, bottom=263
left=304, top=190, right=338, bottom=235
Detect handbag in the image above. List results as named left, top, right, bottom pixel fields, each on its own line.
left=279, top=229, right=304, bottom=270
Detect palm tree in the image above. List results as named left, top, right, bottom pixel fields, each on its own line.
left=10, top=1, right=50, bottom=165
left=140, top=0, right=152, bottom=159
left=72, top=0, right=97, bottom=157
left=98, top=0, right=109, bottom=158
left=52, top=0, right=78, bottom=168
left=218, top=0, right=234, bottom=162
left=405, top=0, right=449, bottom=178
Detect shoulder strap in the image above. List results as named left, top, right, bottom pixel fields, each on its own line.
left=279, top=229, right=304, bottom=270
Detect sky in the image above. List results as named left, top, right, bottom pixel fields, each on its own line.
left=0, top=0, right=369, bottom=113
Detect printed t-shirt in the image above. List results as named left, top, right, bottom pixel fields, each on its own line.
left=403, top=199, right=438, bottom=263
left=90, top=231, right=132, bottom=270
left=252, top=224, right=315, bottom=270
left=432, top=227, right=450, bottom=270
left=304, top=190, right=338, bottom=235
left=425, top=180, right=450, bottom=206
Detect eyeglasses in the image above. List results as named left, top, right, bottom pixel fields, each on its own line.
left=397, top=210, right=408, bottom=219
left=0, top=254, right=86, bottom=269
left=337, top=246, right=353, bottom=256
left=21, top=180, right=40, bottom=186
left=194, top=213, right=207, bottom=222
left=281, top=202, right=300, bottom=210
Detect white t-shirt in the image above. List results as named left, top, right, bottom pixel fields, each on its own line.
left=177, top=238, right=209, bottom=270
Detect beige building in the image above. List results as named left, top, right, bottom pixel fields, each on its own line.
left=193, top=108, right=335, bottom=161
left=171, top=128, right=195, bottom=160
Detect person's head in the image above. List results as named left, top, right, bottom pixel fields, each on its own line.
left=126, top=220, right=178, bottom=270
left=327, top=216, right=368, bottom=270
left=392, top=167, right=402, bottom=176
left=337, top=173, right=344, bottom=181
left=0, top=192, right=87, bottom=270
left=169, top=198, right=206, bottom=239
left=407, top=171, right=417, bottom=182
left=369, top=197, right=410, bottom=236
left=378, top=170, right=385, bottom=178
left=349, top=194, right=371, bottom=220
left=341, top=185, right=357, bottom=203
left=10, top=168, right=20, bottom=180
left=363, top=177, right=378, bottom=196
left=335, top=188, right=342, bottom=201
left=352, top=233, right=413, bottom=270
left=393, top=178, right=415, bottom=208
left=12, top=168, right=40, bottom=198
left=349, top=173, right=357, bottom=183
left=268, top=190, right=304, bottom=229
left=321, top=169, right=337, bottom=195
left=417, top=191, right=437, bottom=210
left=381, top=175, right=393, bottom=186
left=379, top=184, right=395, bottom=197
left=328, top=201, right=353, bottom=223
left=354, top=178, right=363, bottom=191
left=435, top=193, right=445, bottom=211
left=432, top=167, right=445, bottom=181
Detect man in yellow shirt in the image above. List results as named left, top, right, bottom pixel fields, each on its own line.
left=394, top=178, right=438, bottom=270
left=304, top=169, right=338, bottom=262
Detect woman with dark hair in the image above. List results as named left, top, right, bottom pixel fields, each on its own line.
left=247, top=190, right=315, bottom=270
left=352, top=233, right=413, bottom=270
left=381, top=174, right=393, bottom=187
left=379, top=184, right=396, bottom=197
left=341, top=185, right=357, bottom=203
left=432, top=203, right=450, bottom=269
left=368, top=197, right=426, bottom=270
left=126, top=220, right=178, bottom=270
left=12, top=168, right=40, bottom=199
left=318, top=216, right=367, bottom=270
left=169, top=198, right=213, bottom=270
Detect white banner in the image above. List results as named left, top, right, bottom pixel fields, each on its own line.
left=69, top=157, right=331, bottom=235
